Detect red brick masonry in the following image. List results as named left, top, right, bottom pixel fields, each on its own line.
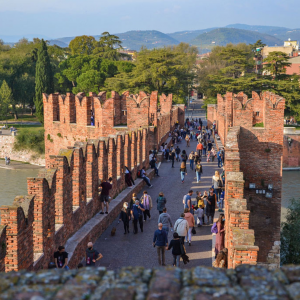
left=208, top=91, right=284, bottom=269
left=0, top=91, right=184, bottom=272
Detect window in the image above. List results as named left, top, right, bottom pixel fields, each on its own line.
left=122, top=110, right=127, bottom=116
left=256, top=112, right=260, bottom=116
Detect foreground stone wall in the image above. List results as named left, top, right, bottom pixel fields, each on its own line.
left=0, top=265, right=300, bottom=299
left=209, top=91, right=285, bottom=269
left=0, top=135, right=45, bottom=166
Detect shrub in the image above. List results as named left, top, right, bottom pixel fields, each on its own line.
left=281, top=198, right=300, bottom=265
left=253, top=122, right=264, bottom=127
left=14, top=129, right=45, bottom=154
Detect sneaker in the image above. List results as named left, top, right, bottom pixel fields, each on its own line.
left=189, top=242, right=191, bottom=246
left=149, top=185, right=153, bottom=188
left=197, top=181, right=199, bottom=183
left=105, top=212, right=108, bottom=214
left=128, top=186, right=133, bottom=189
left=100, top=212, right=104, bottom=215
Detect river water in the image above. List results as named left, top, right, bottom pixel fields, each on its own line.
left=0, top=168, right=299, bottom=221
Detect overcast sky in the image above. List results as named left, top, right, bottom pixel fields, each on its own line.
left=0, top=0, right=299, bottom=39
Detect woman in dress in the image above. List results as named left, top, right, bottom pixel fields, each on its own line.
left=215, top=214, right=225, bottom=257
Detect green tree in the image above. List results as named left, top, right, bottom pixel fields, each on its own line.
left=69, top=35, right=96, bottom=56
left=281, top=198, right=300, bottom=265
left=34, top=39, right=54, bottom=123
left=93, top=32, right=124, bottom=60
left=250, top=39, right=266, bottom=53
left=263, top=51, right=291, bottom=78
left=0, top=80, right=13, bottom=125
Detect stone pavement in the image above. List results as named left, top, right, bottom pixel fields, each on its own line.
left=93, top=99, right=220, bottom=270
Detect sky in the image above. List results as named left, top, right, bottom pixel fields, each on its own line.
left=0, top=0, right=299, bottom=40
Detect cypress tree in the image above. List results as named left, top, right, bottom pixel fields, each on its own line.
left=34, top=39, right=53, bottom=123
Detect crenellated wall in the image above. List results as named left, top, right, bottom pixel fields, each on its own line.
left=209, top=91, right=285, bottom=269
left=0, top=89, right=185, bottom=272
left=43, top=91, right=184, bottom=165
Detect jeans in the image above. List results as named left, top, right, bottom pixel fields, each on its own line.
left=154, top=167, right=159, bottom=175
left=143, top=177, right=151, bottom=187
left=186, top=227, right=193, bottom=242
left=133, top=215, right=143, bottom=233
left=214, top=188, right=222, bottom=201
left=203, top=148, right=206, bottom=156
left=181, top=171, right=185, bottom=182
left=196, top=171, right=201, bottom=182
left=189, top=159, right=194, bottom=170
left=218, top=198, right=224, bottom=209
left=175, top=153, right=180, bottom=161
left=171, top=159, right=175, bottom=167
left=218, top=158, right=223, bottom=168
left=143, top=209, right=151, bottom=221
left=173, top=255, right=180, bottom=267
left=198, top=149, right=202, bottom=157
left=156, top=246, right=165, bottom=265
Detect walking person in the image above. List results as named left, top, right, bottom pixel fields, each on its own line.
left=202, top=140, right=207, bottom=157
left=141, top=166, right=153, bottom=188
left=153, top=223, right=168, bottom=266
left=85, top=242, right=103, bottom=267
left=175, top=146, right=181, bottom=161
left=180, top=162, right=187, bottom=183
left=131, top=200, right=145, bottom=234
left=119, top=202, right=130, bottom=234
left=212, top=171, right=222, bottom=201
left=183, top=190, right=193, bottom=211
left=184, top=208, right=195, bottom=246
left=166, top=232, right=182, bottom=267
left=195, top=160, right=203, bottom=183
left=140, top=190, right=153, bottom=221
left=158, top=207, right=172, bottom=235
left=206, top=188, right=217, bottom=224
left=215, top=214, right=225, bottom=257
left=99, top=177, right=113, bottom=214
left=217, top=149, right=223, bottom=168
left=54, top=246, right=69, bottom=270
left=211, top=147, right=216, bottom=162
left=174, top=213, right=189, bottom=244
left=157, top=192, right=167, bottom=214
left=189, top=151, right=195, bottom=170
left=185, top=134, right=190, bottom=147
left=196, top=142, right=203, bottom=157
left=170, top=149, right=175, bottom=168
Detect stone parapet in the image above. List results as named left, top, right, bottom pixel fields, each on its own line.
left=0, top=265, right=300, bottom=299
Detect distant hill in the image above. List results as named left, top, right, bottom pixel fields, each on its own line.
left=225, top=24, right=300, bottom=43
left=47, top=30, right=179, bottom=51
left=190, top=28, right=283, bottom=50
left=167, top=28, right=216, bottom=43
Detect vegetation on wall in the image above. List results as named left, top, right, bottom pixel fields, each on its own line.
left=14, top=128, right=45, bottom=154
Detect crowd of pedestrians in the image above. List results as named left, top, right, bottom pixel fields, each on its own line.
left=48, top=116, right=227, bottom=269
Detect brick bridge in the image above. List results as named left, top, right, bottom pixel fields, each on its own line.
left=0, top=90, right=285, bottom=272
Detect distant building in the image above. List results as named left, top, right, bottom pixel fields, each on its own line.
left=261, top=39, right=300, bottom=59
left=284, top=39, right=299, bottom=51
left=286, top=56, right=300, bottom=75
left=118, top=49, right=137, bottom=61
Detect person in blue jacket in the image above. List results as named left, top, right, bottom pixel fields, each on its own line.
left=153, top=223, right=168, bottom=266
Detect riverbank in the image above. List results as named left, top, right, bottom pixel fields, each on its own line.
left=0, top=159, right=43, bottom=170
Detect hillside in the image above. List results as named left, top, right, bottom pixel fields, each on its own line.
left=190, top=28, right=283, bottom=49
left=167, top=28, right=216, bottom=43
left=105, top=30, right=179, bottom=50
left=226, top=24, right=300, bottom=43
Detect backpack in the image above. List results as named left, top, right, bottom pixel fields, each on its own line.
left=137, top=170, right=142, bottom=178
left=86, top=251, right=95, bottom=265
left=211, top=222, right=218, bottom=234
left=217, top=179, right=223, bottom=188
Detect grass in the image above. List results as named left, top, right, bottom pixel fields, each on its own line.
left=284, top=125, right=300, bottom=130
left=1, top=114, right=39, bottom=123
left=253, top=122, right=264, bottom=128
left=2, top=124, right=43, bottom=131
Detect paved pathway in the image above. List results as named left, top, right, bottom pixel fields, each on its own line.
left=93, top=99, right=220, bottom=270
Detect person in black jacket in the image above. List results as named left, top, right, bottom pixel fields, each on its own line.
left=167, top=232, right=182, bottom=267
left=119, top=202, right=131, bottom=234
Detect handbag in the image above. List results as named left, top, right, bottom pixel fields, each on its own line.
left=192, top=227, right=196, bottom=235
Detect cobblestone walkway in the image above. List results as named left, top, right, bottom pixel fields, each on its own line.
left=93, top=99, right=220, bottom=270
